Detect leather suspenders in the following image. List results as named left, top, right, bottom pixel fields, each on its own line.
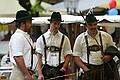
left=99, top=33, right=103, bottom=54
left=85, top=35, right=90, bottom=64
left=85, top=32, right=103, bottom=64
left=42, top=35, right=47, bottom=64
left=24, top=37, right=34, bottom=69
left=42, top=34, right=65, bottom=65
left=59, top=35, right=65, bottom=65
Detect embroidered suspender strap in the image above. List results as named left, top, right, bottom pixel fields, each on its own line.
left=59, top=35, right=65, bottom=65
left=85, top=35, right=90, bottom=64
left=42, top=35, right=47, bottom=64
left=24, top=37, right=34, bottom=69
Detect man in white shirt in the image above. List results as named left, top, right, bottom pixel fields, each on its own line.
left=73, top=13, right=120, bottom=80
left=9, top=10, right=34, bottom=80
left=36, top=12, right=72, bottom=80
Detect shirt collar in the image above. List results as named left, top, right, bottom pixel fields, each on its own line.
left=85, top=30, right=100, bottom=37
left=47, top=29, right=60, bottom=37
left=16, top=28, right=29, bottom=36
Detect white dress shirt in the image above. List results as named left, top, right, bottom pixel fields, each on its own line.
left=9, top=29, right=34, bottom=68
left=73, top=30, right=115, bottom=65
left=36, top=30, right=72, bottom=66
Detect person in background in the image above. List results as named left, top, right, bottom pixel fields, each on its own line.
left=35, top=12, right=72, bottom=80
left=73, top=13, right=120, bottom=80
left=9, top=10, right=34, bottom=80
left=0, top=53, right=13, bottom=79
left=1, top=53, right=13, bottom=67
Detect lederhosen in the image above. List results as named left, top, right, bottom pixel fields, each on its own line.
left=42, top=34, right=65, bottom=80
left=80, top=32, right=120, bottom=80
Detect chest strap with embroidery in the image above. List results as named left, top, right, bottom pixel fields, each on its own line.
left=42, top=35, right=65, bottom=65
left=85, top=32, right=103, bottom=64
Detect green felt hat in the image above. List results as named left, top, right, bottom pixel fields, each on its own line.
left=48, top=12, right=63, bottom=22
left=85, top=14, right=98, bottom=23
left=14, top=10, right=33, bottom=22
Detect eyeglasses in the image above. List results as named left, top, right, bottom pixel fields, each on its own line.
left=87, top=23, right=97, bottom=26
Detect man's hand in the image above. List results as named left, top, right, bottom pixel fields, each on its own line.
left=38, top=74, right=44, bottom=80
left=60, top=67, right=66, bottom=72
left=101, top=55, right=113, bottom=62
left=24, top=74, right=34, bottom=80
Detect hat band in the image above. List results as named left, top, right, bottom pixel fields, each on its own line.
left=15, top=16, right=32, bottom=22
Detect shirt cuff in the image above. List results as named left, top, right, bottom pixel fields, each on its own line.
left=36, top=48, right=43, bottom=54
left=72, top=51, right=81, bottom=57
left=13, top=52, right=23, bottom=56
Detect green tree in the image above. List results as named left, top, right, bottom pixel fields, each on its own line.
left=18, top=0, right=45, bottom=17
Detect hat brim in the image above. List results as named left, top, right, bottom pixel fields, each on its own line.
left=86, top=19, right=99, bottom=23
left=48, top=19, right=64, bottom=22
left=82, top=20, right=99, bottom=25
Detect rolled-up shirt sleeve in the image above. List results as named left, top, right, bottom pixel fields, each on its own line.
left=106, top=33, right=116, bottom=47
left=63, top=36, right=72, bottom=56
left=73, top=35, right=83, bottom=57
left=10, top=35, right=24, bottom=56
left=36, top=36, right=44, bottom=55
left=101, top=31, right=116, bottom=51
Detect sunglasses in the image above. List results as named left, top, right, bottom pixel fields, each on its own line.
left=87, top=23, right=97, bottom=26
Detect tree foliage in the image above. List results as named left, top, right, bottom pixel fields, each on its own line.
left=17, top=0, right=45, bottom=17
